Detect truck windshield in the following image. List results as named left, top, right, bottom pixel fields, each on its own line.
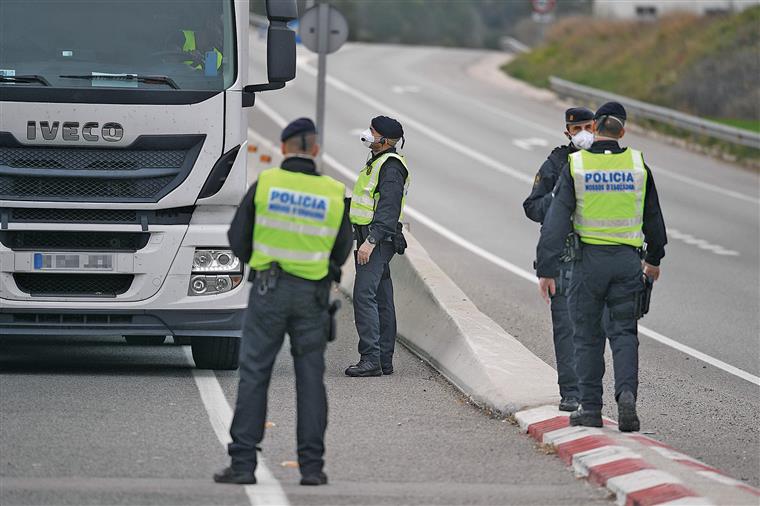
left=0, top=0, right=236, bottom=91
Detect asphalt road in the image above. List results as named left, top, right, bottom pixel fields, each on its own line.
left=0, top=300, right=609, bottom=506
left=247, top=40, right=760, bottom=485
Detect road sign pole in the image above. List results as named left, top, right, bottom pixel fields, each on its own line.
left=315, top=2, right=329, bottom=163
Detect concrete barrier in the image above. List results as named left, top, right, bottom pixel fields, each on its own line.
left=340, top=231, right=559, bottom=415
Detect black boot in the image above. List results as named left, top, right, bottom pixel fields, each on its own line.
left=300, top=471, right=328, bottom=486
left=569, top=406, right=603, bottom=427
left=558, top=397, right=579, bottom=412
left=345, top=360, right=382, bottom=377
left=617, top=391, right=640, bottom=432
left=381, top=363, right=394, bottom=375
left=213, top=466, right=256, bottom=485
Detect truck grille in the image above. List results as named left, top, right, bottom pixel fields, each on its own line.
left=1, top=146, right=185, bottom=170
left=0, top=133, right=204, bottom=202
left=0, top=175, right=176, bottom=200
left=0, top=231, right=150, bottom=251
left=13, top=273, right=134, bottom=297
left=2, top=206, right=194, bottom=225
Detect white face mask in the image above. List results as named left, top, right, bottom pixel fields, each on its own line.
left=571, top=129, right=594, bottom=150
left=359, top=128, right=376, bottom=149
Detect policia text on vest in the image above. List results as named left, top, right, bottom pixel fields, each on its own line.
left=217, top=118, right=352, bottom=486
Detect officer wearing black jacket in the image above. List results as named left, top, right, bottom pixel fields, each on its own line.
left=214, top=118, right=352, bottom=486
left=345, top=116, right=409, bottom=377
left=523, top=107, right=595, bottom=412
left=537, top=102, right=667, bottom=432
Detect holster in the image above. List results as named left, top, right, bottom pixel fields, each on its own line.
left=327, top=299, right=342, bottom=342
left=559, top=233, right=581, bottom=263
left=392, top=222, right=407, bottom=255
left=608, top=274, right=653, bottom=321
left=255, top=262, right=281, bottom=295
left=635, top=275, right=654, bottom=319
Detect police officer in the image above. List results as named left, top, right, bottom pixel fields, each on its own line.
left=536, top=102, right=667, bottom=432
left=523, top=107, right=595, bottom=412
left=215, top=118, right=352, bottom=486
left=345, top=116, right=410, bottom=377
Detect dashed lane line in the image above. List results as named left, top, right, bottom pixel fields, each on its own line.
left=668, top=228, right=739, bottom=256
left=183, top=348, right=290, bottom=506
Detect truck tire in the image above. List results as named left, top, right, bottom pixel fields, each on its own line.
left=125, top=335, right=167, bottom=346
left=191, top=336, right=240, bottom=370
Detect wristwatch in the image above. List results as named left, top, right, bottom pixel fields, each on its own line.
left=367, top=235, right=377, bottom=245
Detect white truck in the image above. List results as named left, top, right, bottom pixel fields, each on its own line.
left=0, top=0, right=297, bottom=369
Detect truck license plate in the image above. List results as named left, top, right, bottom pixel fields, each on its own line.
left=33, top=252, right=114, bottom=271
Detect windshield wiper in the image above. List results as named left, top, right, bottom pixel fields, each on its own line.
left=0, top=75, right=51, bottom=86
left=59, top=74, right=180, bottom=89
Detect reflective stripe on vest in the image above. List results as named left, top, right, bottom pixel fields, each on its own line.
left=570, top=148, right=647, bottom=247
left=349, top=152, right=410, bottom=225
left=182, top=29, right=223, bottom=70
left=250, top=167, right=345, bottom=281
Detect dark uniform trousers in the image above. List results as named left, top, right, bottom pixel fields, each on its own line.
left=353, top=241, right=396, bottom=367
left=568, top=245, right=643, bottom=411
left=228, top=277, right=330, bottom=476
left=551, top=261, right=580, bottom=400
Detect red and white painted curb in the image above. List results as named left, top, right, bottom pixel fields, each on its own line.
left=516, top=406, right=760, bottom=506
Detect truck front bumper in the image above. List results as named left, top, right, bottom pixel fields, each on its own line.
left=0, top=307, right=245, bottom=338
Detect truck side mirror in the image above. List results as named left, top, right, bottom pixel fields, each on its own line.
left=243, top=0, right=298, bottom=106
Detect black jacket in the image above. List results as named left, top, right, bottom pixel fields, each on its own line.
left=359, top=147, right=409, bottom=243
left=227, top=156, right=353, bottom=282
left=536, top=140, right=667, bottom=278
left=523, top=144, right=576, bottom=224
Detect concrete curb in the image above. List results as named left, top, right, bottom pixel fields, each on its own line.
left=516, top=406, right=760, bottom=505
left=339, top=231, right=559, bottom=414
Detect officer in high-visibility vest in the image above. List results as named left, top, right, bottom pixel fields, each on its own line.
left=536, top=102, right=667, bottom=432
left=345, top=116, right=409, bottom=377
left=523, top=107, right=595, bottom=413
left=176, top=16, right=224, bottom=72
left=215, top=118, right=352, bottom=486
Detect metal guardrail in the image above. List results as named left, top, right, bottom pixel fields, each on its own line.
left=549, top=76, right=760, bottom=148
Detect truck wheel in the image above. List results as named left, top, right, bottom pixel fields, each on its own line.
left=125, top=335, right=167, bottom=346
left=191, top=336, right=240, bottom=370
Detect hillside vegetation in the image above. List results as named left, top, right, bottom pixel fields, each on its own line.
left=504, top=7, right=760, bottom=131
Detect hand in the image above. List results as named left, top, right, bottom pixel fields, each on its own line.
left=643, top=262, right=660, bottom=281
left=538, top=277, right=556, bottom=304
left=357, top=240, right=375, bottom=265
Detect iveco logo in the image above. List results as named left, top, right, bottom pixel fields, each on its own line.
left=26, top=121, right=124, bottom=142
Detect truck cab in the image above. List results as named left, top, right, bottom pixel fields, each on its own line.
left=0, top=0, right=297, bottom=369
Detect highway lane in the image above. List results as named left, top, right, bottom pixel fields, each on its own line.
left=0, top=304, right=608, bottom=505
left=248, top=39, right=760, bottom=485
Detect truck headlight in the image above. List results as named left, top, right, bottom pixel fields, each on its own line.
left=189, top=248, right=243, bottom=296
left=192, top=249, right=241, bottom=272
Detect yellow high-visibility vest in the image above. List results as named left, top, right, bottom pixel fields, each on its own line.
left=570, top=148, right=647, bottom=247
left=349, top=152, right=410, bottom=225
left=250, top=167, right=345, bottom=281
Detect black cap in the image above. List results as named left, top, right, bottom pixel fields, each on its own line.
left=565, top=107, right=594, bottom=125
left=594, top=102, right=627, bottom=123
left=281, top=117, right=317, bottom=142
left=371, top=116, right=404, bottom=139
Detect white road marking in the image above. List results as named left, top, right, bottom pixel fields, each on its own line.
left=513, top=137, right=549, bottom=151
left=668, top=228, right=739, bottom=256
left=295, top=60, right=535, bottom=185
left=184, top=348, right=291, bottom=506
left=298, top=55, right=760, bottom=205
left=391, top=84, right=421, bottom=94
left=254, top=101, right=760, bottom=387
left=651, top=164, right=759, bottom=206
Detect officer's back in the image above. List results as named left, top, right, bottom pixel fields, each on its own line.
left=215, top=118, right=352, bottom=487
